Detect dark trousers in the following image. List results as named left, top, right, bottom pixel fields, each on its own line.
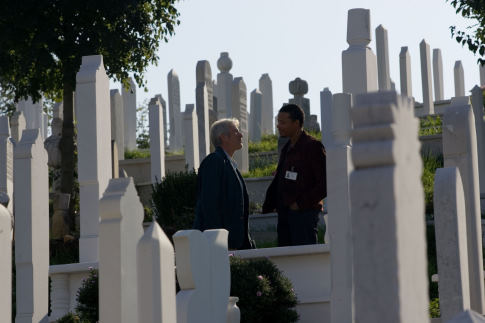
left=277, top=208, right=319, bottom=246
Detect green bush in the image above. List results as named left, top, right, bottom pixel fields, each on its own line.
left=429, top=298, right=440, bottom=318
left=421, top=153, right=444, bottom=215
left=152, top=169, right=198, bottom=238
left=419, top=115, right=442, bottom=136
left=75, top=268, right=98, bottom=323
left=230, top=256, right=299, bottom=323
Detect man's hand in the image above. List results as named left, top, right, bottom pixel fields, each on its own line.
left=289, top=202, right=299, bottom=211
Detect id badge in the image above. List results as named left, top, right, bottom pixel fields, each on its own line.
left=285, top=170, right=298, bottom=181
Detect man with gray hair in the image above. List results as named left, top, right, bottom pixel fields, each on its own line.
left=194, top=118, right=254, bottom=249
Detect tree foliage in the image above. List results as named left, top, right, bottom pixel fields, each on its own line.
left=0, top=0, right=180, bottom=101
left=448, top=0, right=485, bottom=64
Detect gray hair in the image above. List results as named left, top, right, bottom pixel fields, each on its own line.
left=210, top=118, right=240, bottom=147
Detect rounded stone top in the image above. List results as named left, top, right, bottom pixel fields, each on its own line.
left=217, top=52, right=233, bottom=72
left=289, top=78, right=308, bottom=96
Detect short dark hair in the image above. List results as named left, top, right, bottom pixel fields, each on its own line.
left=279, top=104, right=304, bottom=127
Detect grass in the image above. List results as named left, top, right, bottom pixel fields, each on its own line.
left=125, top=149, right=150, bottom=159
left=249, top=134, right=278, bottom=153
left=243, top=163, right=277, bottom=178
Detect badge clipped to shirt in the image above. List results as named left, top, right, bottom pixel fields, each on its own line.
left=285, top=170, right=298, bottom=181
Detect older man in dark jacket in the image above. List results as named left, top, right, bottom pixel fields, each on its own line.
left=194, top=118, right=254, bottom=250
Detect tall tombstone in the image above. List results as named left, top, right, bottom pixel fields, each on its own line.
left=0, top=117, right=13, bottom=214
left=76, top=55, right=112, bottom=262
left=173, top=229, right=230, bottom=323
left=10, top=110, right=26, bottom=144
left=216, top=52, right=234, bottom=119
left=342, top=8, right=378, bottom=95
left=326, top=93, right=354, bottom=323
left=259, top=73, right=274, bottom=135
left=249, top=89, right=263, bottom=142
left=376, top=24, right=391, bottom=91
left=480, top=64, right=485, bottom=86
left=155, top=94, right=169, bottom=149
left=454, top=60, right=466, bottom=97
left=149, top=96, right=165, bottom=183
left=443, top=99, right=485, bottom=313
left=196, top=61, right=212, bottom=160
left=433, top=49, right=444, bottom=101
left=232, top=77, right=249, bottom=173
left=350, top=91, right=429, bottom=323
left=99, top=177, right=144, bottom=323
left=196, top=60, right=214, bottom=114
left=0, top=203, right=11, bottom=323
left=183, top=104, right=200, bottom=171
left=420, top=39, right=434, bottom=115
left=320, top=87, right=333, bottom=147
left=399, top=47, right=413, bottom=98
left=167, top=69, right=183, bottom=151
left=288, top=77, right=311, bottom=122
left=471, top=85, right=485, bottom=200
left=14, top=129, right=49, bottom=323
left=16, top=97, right=48, bottom=139
left=434, top=167, right=470, bottom=322
left=122, top=77, right=137, bottom=151
left=137, top=221, right=176, bottom=323
left=110, top=89, right=125, bottom=161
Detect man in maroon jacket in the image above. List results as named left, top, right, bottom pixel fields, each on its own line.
left=262, top=104, right=327, bottom=246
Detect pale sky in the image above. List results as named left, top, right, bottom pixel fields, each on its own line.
left=112, top=0, right=482, bottom=128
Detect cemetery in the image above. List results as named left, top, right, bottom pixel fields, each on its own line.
left=3, top=4, right=485, bottom=323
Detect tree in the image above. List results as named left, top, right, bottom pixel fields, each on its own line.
left=448, top=0, right=485, bottom=65
left=0, top=0, right=179, bottom=232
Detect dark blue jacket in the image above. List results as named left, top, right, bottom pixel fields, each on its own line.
left=194, top=147, right=253, bottom=249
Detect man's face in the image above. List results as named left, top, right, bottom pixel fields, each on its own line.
left=221, top=123, right=243, bottom=150
left=277, top=112, right=300, bottom=137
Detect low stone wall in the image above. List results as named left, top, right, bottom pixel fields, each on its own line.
left=233, top=244, right=331, bottom=323
left=49, top=244, right=331, bottom=323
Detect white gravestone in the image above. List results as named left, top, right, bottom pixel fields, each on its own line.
left=174, top=229, right=231, bottom=323
left=196, top=82, right=210, bottom=160
left=433, top=49, right=444, bottom=101
left=99, top=177, right=144, bottom=323
left=149, top=96, right=165, bottom=183
left=14, top=129, right=49, bottom=323
left=350, top=91, right=429, bottom=323
left=376, top=24, right=391, bottom=91
left=326, top=93, right=354, bottom=323
left=0, top=204, right=12, bottom=323
left=76, top=55, right=112, bottom=262
left=434, top=167, right=470, bottom=322
left=342, top=8, right=378, bottom=95
left=183, top=104, right=200, bottom=171
left=249, top=89, right=263, bottom=142
left=443, top=100, right=485, bottom=313
left=167, top=69, right=183, bottom=151
left=471, top=85, right=485, bottom=202
left=155, top=94, right=169, bottom=149
left=10, top=110, right=26, bottom=144
left=122, top=77, right=137, bottom=151
left=320, top=87, right=333, bottom=147
left=455, top=60, right=466, bottom=97
left=259, top=73, right=274, bottom=135
left=137, top=221, right=177, bottom=323
left=110, top=89, right=125, bottom=161
left=399, top=47, right=413, bottom=98
left=0, top=117, right=13, bottom=214
left=217, top=53, right=234, bottom=119
left=232, top=77, right=249, bottom=173
left=480, top=65, right=485, bottom=87
left=420, top=40, right=435, bottom=115
left=289, top=78, right=311, bottom=123
left=17, top=97, right=47, bottom=138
